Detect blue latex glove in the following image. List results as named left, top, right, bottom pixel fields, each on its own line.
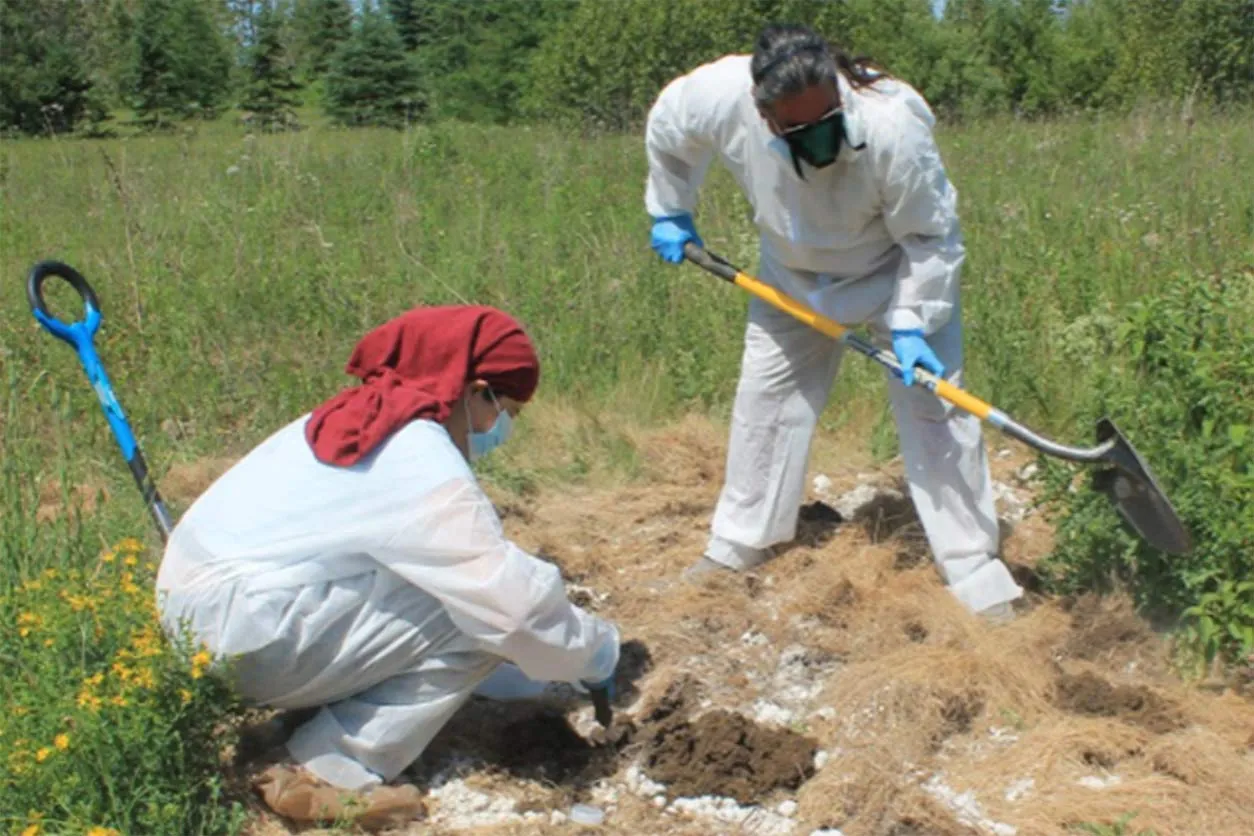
left=650, top=214, right=703, bottom=264
left=891, top=329, right=946, bottom=387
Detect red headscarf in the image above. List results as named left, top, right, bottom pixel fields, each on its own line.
left=305, top=305, right=540, bottom=466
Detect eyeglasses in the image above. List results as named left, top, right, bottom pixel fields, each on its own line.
left=779, top=105, right=844, bottom=137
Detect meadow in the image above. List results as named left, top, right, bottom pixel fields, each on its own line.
left=1, top=106, right=1251, bottom=833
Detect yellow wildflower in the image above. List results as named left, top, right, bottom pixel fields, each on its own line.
left=22, top=579, right=42, bottom=591
left=179, top=688, right=193, bottom=705
left=86, top=828, right=121, bottom=836
left=123, top=555, right=138, bottom=567
left=109, top=695, right=128, bottom=708
left=111, top=662, right=132, bottom=681
left=77, top=692, right=102, bottom=712
left=43, top=638, right=54, bottom=648
left=42, top=568, right=58, bottom=579
left=54, top=734, right=69, bottom=751
left=85, top=672, right=105, bottom=687
left=21, top=824, right=41, bottom=836
left=14, top=706, right=28, bottom=716
left=35, top=748, right=51, bottom=763
left=100, top=551, right=116, bottom=563
left=116, top=537, right=143, bottom=552
left=191, top=649, right=212, bottom=667
left=132, top=667, right=156, bottom=690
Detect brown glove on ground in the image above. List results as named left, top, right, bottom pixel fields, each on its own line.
left=254, top=763, right=426, bottom=832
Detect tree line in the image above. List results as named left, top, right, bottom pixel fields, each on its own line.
left=2, top=0, right=1251, bottom=136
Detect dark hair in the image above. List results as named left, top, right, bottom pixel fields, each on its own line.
left=750, top=23, right=887, bottom=109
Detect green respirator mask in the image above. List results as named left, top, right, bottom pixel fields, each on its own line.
left=780, top=107, right=862, bottom=179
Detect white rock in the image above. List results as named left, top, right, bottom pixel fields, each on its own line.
left=777, top=800, right=799, bottom=817
left=813, top=474, right=834, bottom=495
left=832, top=483, right=903, bottom=521
left=1016, top=462, right=1039, bottom=483
left=753, top=699, right=795, bottom=727
left=741, top=630, right=770, bottom=647
left=549, top=811, right=567, bottom=826
left=653, top=795, right=667, bottom=808
left=810, top=830, right=845, bottom=836
left=922, top=774, right=1018, bottom=836
left=814, top=750, right=830, bottom=770
left=997, top=448, right=1012, bottom=459
left=1078, top=774, right=1122, bottom=790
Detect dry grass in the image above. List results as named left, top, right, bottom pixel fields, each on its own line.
left=230, top=415, right=1254, bottom=836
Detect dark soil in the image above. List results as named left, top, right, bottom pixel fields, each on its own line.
left=637, top=679, right=818, bottom=804
left=1054, top=671, right=1186, bottom=734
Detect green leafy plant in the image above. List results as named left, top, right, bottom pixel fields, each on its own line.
left=1037, top=270, right=1254, bottom=670
left=0, top=538, right=248, bottom=835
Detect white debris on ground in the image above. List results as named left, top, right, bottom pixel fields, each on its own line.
left=992, top=480, right=1031, bottom=523
left=1077, top=774, right=1123, bottom=790
left=667, top=795, right=796, bottom=836
left=747, top=643, right=842, bottom=728
left=922, top=774, right=1019, bottom=836
left=426, top=777, right=552, bottom=830
left=827, top=482, right=905, bottom=521
left=624, top=762, right=667, bottom=798
left=1004, top=777, right=1035, bottom=802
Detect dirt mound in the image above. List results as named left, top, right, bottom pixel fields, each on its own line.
left=634, top=678, right=818, bottom=804
left=1054, top=671, right=1186, bottom=733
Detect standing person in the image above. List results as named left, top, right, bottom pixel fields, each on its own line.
left=155, top=305, right=620, bottom=827
left=643, top=22, right=1022, bottom=618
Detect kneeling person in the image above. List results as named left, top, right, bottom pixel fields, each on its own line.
left=155, top=305, right=619, bottom=823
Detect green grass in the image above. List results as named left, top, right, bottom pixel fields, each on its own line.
left=0, top=106, right=1250, bottom=832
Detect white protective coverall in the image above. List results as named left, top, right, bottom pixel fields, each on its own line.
left=156, top=416, right=620, bottom=791
left=644, top=55, right=1022, bottom=615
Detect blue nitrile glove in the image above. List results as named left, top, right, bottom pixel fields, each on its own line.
left=650, top=214, right=703, bottom=264
left=891, top=329, right=946, bottom=387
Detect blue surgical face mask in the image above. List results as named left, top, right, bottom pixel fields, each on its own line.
left=467, top=390, right=513, bottom=461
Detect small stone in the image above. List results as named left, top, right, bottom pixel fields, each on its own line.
left=653, top=795, right=667, bottom=808
left=777, top=800, right=799, bottom=817
left=550, top=811, right=567, bottom=826
left=814, top=749, right=830, bottom=770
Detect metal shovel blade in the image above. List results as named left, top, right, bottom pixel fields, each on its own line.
left=1091, top=418, right=1193, bottom=555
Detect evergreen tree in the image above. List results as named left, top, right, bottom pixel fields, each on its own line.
left=295, top=0, right=352, bottom=78
left=386, top=0, right=433, bottom=51
left=0, top=0, right=103, bottom=135
left=324, top=7, right=425, bottom=128
left=239, top=3, right=303, bottom=130
left=130, top=0, right=232, bottom=128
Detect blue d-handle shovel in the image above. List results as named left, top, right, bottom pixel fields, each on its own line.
left=27, top=261, right=174, bottom=542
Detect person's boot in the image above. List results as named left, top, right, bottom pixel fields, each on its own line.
left=254, top=761, right=426, bottom=832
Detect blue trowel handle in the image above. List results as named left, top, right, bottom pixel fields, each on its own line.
left=27, top=261, right=174, bottom=542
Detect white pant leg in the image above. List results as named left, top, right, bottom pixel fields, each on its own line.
left=285, top=634, right=498, bottom=790
left=190, top=569, right=503, bottom=791
left=878, top=305, right=1023, bottom=615
left=706, top=295, right=844, bottom=569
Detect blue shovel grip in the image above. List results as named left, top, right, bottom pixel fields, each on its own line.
left=27, top=261, right=137, bottom=461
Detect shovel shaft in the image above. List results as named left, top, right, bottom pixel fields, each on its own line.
left=680, top=243, right=1124, bottom=463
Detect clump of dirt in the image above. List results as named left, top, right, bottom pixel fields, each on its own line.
left=637, top=678, right=818, bottom=804
left=495, top=710, right=609, bottom=783
left=1054, top=671, right=1185, bottom=733
left=797, top=499, right=844, bottom=547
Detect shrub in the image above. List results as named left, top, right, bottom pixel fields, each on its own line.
left=1036, top=269, right=1254, bottom=670
left=0, top=538, right=247, bottom=835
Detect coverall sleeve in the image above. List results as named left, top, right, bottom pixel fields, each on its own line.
left=876, top=102, right=966, bottom=336
left=377, top=477, right=619, bottom=685
left=644, top=61, right=733, bottom=218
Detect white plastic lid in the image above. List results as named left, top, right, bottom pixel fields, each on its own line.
left=569, top=803, right=605, bottom=826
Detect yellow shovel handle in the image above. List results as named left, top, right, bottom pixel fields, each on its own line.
left=681, top=243, right=996, bottom=423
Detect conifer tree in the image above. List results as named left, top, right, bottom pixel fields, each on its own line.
left=130, top=0, right=232, bottom=128
left=239, top=3, right=304, bottom=131
left=324, top=7, right=425, bottom=128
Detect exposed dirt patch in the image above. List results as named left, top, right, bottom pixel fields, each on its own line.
left=1054, top=671, right=1186, bottom=733
left=636, top=678, right=818, bottom=804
